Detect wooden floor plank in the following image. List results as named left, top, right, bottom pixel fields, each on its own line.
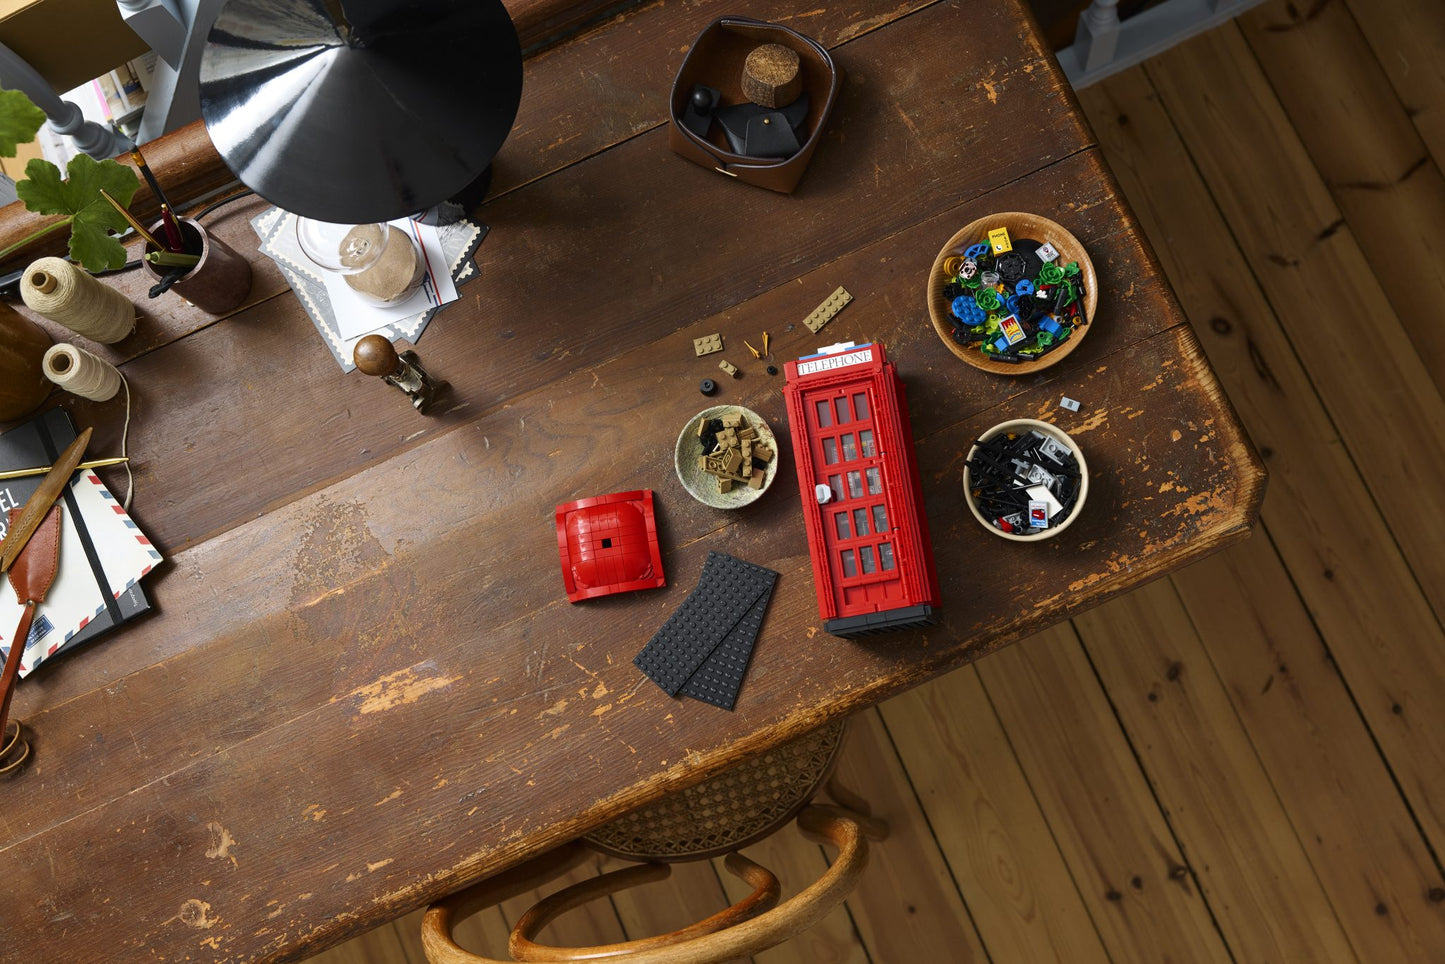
left=878, top=667, right=1111, bottom=962
left=1238, top=0, right=1445, bottom=395
left=1170, top=539, right=1445, bottom=956
left=1073, top=580, right=1358, bottom=961
left=1078, top=66, right=1445, bottom=851
left=831, top=710, right=990, bottom=963
left=1341, top=0, right=1445, bottom=170
left=1143, top=25, right=1445, bottom=627
left=976, top=623, right=1232, bottom=963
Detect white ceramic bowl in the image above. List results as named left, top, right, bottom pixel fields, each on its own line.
left=963, top=418, right=1088, bottom=541
left=675, top=405, right=780, bottom=509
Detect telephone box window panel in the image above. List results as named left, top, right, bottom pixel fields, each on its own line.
left=782, top=342, right=940, bottom=637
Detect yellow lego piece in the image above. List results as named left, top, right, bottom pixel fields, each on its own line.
left=803, top=286, right=852, bottom=334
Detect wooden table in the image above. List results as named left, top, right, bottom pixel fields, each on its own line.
left=0, top=1, right=1264, bottom=960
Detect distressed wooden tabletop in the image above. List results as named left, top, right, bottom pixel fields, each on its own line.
left=0, top=0, right=1264, bottom=960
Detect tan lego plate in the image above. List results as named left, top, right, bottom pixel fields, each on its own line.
left=675, top=405, right=781, bottom=509
left=927, top=212, right=1097, bottom=376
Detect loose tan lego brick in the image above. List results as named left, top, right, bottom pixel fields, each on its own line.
left=753, top=443, right=774, bottom=462
left=718, top=359, right=740, bottom=378
left=694, top=333, right=723, bottom=356
left=803, top=285, right=852, bottom=334
left=721, top=414, right=742, bottom=428
left=749, top=469, right=765, bottom=489
left=719, top=477, right=733, bottom=493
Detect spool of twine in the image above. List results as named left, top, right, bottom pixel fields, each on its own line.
left=42, top=342, right=122, bottom=402
left=21, top=257, right=136, bottom=343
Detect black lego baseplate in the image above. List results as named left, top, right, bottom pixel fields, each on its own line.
left=634, top=551, right=778, bottom=710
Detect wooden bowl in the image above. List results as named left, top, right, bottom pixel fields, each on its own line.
left=927, top=212, right=1098, bottom=376
left=962, top=419, right=1089, bottom=541
left=674, top=405, right=780, bottom=509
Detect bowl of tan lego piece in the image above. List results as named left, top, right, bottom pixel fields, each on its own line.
left=675, top=405, right=780, bottom=508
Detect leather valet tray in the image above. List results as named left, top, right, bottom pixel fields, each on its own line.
left=667, top=16, right=843, bottom=193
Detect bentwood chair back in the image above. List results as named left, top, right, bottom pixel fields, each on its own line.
left=421, top=720, right=888, bottom=963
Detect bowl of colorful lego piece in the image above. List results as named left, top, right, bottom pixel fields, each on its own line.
left=928, top=212, right=1097, bottom=375
left=675, top=405, right=780, bottom=509
left=962, top=419, right=1089, bottom=541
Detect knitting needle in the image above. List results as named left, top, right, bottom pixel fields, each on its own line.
left=0, top=457, right=130, bottom=482
left=99, top=189, right=163, bottom=250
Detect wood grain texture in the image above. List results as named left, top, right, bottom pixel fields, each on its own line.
left=879, top=666, right=1110, bottom=961
left=1172, top=541, right=1445, bottom=957
left=829, top=710, right=990, bottom=963
left=1079, top=64, right=1445, bottom=852
left=1239, top=0, right=1445, bottom=395
left=1144, top=25, right=1445, bottom=625
left=1073, top=581, right=1358, bottom=962
left=0, top=2, right=1261, bottom=962
left=1341, top=0, right=1445, bottom=171
left=977, top=623, right=1232, bottom=963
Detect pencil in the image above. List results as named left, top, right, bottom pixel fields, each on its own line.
left=99, top=189, right=163, bottom=249
left=0, top=457, right=130, bottom=482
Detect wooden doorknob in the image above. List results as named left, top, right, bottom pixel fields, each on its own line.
left=354, top=334, right=400, bottom=376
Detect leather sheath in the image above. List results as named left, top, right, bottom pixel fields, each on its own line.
left=667, top=17, right=843, bottom=193
left=0, top=505, right=61, bottom=739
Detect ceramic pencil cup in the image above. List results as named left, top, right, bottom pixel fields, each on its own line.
left=142, top=217, right=253, bottom=315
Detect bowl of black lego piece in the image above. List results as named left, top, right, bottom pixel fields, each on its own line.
left=962, top=419, right=1089, bottom=541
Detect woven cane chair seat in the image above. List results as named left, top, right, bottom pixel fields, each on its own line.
left=584, top=720, right=846, bottom=862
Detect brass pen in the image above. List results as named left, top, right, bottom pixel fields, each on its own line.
left=99, top=189, right=164, bottom=250
left=0, top=457, right=130, bottom=482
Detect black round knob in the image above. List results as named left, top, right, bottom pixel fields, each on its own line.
left=700, top=378, right=718, bottom=396
left=691, top=88, right=712, bottom=113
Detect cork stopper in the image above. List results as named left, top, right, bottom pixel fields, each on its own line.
left=742, top=44, right=802, bottom=109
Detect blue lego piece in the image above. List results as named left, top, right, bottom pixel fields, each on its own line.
left=951, top=295, right=987, bottom=328
left=964, top=242, right=991, bottom=260
left=1015, top=279, right=1035, bottom=296
left=1037, top=314, right=1063, bottom=336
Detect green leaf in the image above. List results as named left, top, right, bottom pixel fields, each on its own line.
left=68, top=218, right=129, bottom=272
left=14, top=154, right=141, bottom=272
left=67, top=155, right=140, bottom=233
left=0, top=89, right=46, bottom=157
left=15, top=158, right=69, bottom=216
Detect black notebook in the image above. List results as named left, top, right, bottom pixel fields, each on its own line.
left=0, top=408, right=156, bottom=675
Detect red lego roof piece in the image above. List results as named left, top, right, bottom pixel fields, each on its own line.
left=554, top=489, right=667, bottom=603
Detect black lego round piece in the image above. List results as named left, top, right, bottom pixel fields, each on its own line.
left=995, top=251, right=1029, bottom=285
left=700, top=378, right=718, bottom=395
left=766, top=365, right=779, bottom=376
